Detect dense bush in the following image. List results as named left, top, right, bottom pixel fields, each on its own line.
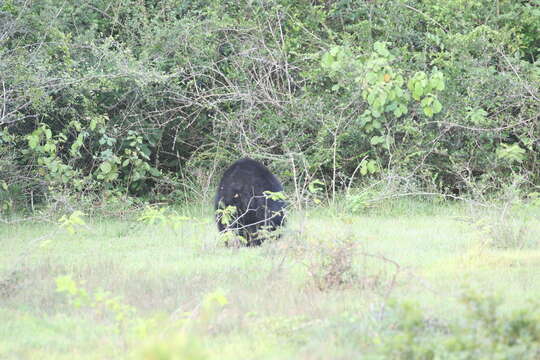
left=1, top=0, right=538, bottom=210
left=380, top=290, right=540, bottom=359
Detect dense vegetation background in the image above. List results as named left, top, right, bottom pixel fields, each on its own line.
left=1, top=0, right=539, bottom=212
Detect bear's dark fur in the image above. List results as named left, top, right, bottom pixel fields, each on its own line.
left=215, top=158, right=286, bottom=246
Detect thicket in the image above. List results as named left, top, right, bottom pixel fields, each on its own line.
left=1, top=0, right=539, bottom=212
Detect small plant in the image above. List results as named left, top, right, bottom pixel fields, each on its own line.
left=528, top=192, right=540, bottom=207
left=55, top=275, right=138, bottom=335
left=137, top=206, right=169, bottom=225
left=346, top=191, right=376, bottom=214
left=215, top=204, right=249, bottom=246
left=0, top=270, right=24, bottom=299
left=215, top=204, right=237, bottom=229
left=26, top=123, right=80, bottom=188
left=379, top=290, right=540, bottom=359
left=138, top=334, right=207, bottom=360
left=219, top=231, right=248, bottom=248
left=197, top=289, right=229, bottom=329
left=304, top=236, right=358, bottom=291
left=0, top=180, right=16, bottom=215
left=486, top=219, right=530, bottom=249
left=263, top=190, right=287, bottom=202
left=58, top=210, right=87, bottom=235
left=137, top=290, right=228, bottom=360
left=306, top=179, right=325, bottom=205
left=407, top=70, right=444, bottom=118
left=496, top=143, right=527, bottom=165
left=137, top=206, right=195, bottom=231
left=470, top=211, right=533, bottom=250
left=56, top=274, right=228, bottom=359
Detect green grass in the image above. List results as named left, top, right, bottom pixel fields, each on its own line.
left=1, top=200, right=539, bottom=359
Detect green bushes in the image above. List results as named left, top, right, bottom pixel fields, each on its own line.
left=381, top=291, right=540, bottom=359
left=1, top=0, right=538, bottom=209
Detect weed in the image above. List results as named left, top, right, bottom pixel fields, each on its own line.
left=58, top=210, right=87, bottom=235
left=302, top=235, right=358, bottom=291
left=379, top=290, right=540, bottom=359
left=471, top=213, right=534, bottom=250
left=0, top=270, right=24, bottom=299
left=55, top=275, right=228, bottom=359
left=55, top=275, right=138, bottom=335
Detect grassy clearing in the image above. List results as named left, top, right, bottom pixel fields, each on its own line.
left=1, top=200, right=539, bottom=359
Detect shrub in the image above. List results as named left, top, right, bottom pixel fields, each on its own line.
left=380, top=290, right=540, bottom=359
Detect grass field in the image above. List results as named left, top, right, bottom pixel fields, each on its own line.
left=1, top=200, right=539, bottom=359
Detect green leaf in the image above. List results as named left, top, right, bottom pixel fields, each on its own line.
left=360, top=162, right=368, bottom=176
left=367, top=160, right=378, bottom=173
left=432, top=99, right=442, bottom=114
left=366, top=91, right=373, bottom=104
left=430, top=71, right=445, bottom=91
left=70, top=120, right=82, bottom=132
left=394, top=104, right=407, bottom=117
left=100, top=162, right=112, bottom=174
left=370, top=136, right=385, bottom=145
left=308, top=179, right=325, bottom=194
left=378, top=92, right=387, bottom=107
left=468, top=108, right=487, bottom=124
left=28, top=134, right=39, bottom=149
left=401, top=104, right=408, bottom=115
left=43, top=143, right=56, bottom=153
left=385, top=103, right=397, bottom=112
left=148, top=167, right=161, bottom=177
left=55, top=275, right=78, bottom=295
left=89, top=118, right=97, bottom=131
left=359, top=113, right=372, bottom=127
left=204, top=290, right=229, bottom=308
left=421, top=97, right=433, bottom=107
left=366, top=72, right=378, bottom=83
left=374, top=41, right=390, bottom=57
left=407, top=78, right=415, bottom=92
left=496, top=144, right=526, bottom=164
left=320, top=51, right=334, bottom=69
left=413, top=83, right=424, bottom=100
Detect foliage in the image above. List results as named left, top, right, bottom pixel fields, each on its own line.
left=296, top=234, right=359, bottom=291
left=136, top=205, right=204, bottom=243
left=56, top=274, right=227, bottom=360
left=380, top=290, right=540, bottom=359
left=55, top=274, right=139, bottom=335
left=1, top=0, right=538, bottom=208
left=58, top=210, right=87, bottom=235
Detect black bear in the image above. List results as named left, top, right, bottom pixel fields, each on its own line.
left=215, top=158, right=286, bottom=246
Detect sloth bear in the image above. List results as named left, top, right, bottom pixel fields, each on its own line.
left=215, top=158, right=286, bottom=246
